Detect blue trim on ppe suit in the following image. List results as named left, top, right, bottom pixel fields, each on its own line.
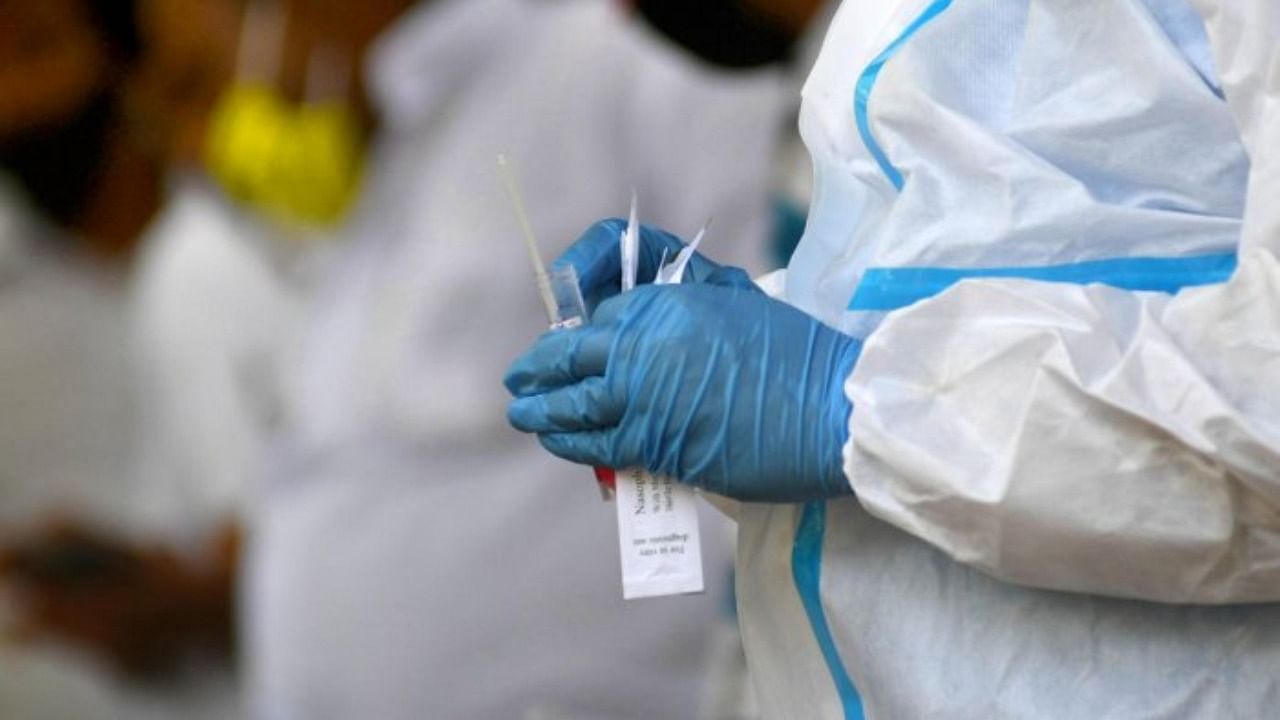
left=854, top=0, right=954, bottom=192
left=792, top=502, right=866, bottom=720
left=793, top=3, right=957, bottom=716
left=849, top=253, right=1239, bottom=311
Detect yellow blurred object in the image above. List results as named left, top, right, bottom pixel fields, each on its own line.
left=204, top=83, right=363, bottom=227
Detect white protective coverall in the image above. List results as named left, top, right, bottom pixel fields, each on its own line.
left=245, top=1, right=790, bottom=718
left=736, top=0, right=1280, bottom=717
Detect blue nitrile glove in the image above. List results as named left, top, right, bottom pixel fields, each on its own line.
left=504, top=280, right=863, bottom=502
left=556, top=219, right=744, bottom=312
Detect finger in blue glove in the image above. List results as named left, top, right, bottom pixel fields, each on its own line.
left=505, top=281, right=862, bottom=503
left=556, top=219, right=730, bottom=313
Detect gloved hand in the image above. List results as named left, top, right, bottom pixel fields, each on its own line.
left=504, top=279, right=863, bottom=502
left=555, top=218, right=751, bottom=312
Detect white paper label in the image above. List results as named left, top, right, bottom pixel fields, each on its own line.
left=613, top=467, right=704, bottom=599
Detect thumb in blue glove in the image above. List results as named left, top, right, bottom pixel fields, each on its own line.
left=504, top=279, right=862, bottom=503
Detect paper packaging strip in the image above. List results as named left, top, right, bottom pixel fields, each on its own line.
left=611, top=197, right=706, bottom=599
left=614, top=467, right=705, bottom=599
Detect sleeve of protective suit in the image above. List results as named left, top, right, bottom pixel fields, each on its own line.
left=844, top=0, right=1280, bottom=604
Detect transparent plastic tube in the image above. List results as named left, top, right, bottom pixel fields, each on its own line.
left=546, top=265, right=587, bottom=330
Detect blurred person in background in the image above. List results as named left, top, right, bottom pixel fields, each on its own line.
left=132, top=0, right=418, bottom=578
left=0, top=0, right=240, bottom=715
left=0, top=0, right=321, bottom=716
left=244, top=0, right=823, bottom=718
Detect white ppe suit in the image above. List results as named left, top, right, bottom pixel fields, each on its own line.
left=736, top=0, right=1280, bottom=717
left=246, top=1, right=790, bottom=718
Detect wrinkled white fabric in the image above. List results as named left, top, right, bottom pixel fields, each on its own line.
left=849, top=251, right=1280, bottom=602
left=736, top=0, right=1280, bottom=717
left=247, top=1, right=791, bottom=718
left=843, top=0, right=1280, bottom=604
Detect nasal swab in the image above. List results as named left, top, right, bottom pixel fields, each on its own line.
left=497, top=154, right=561, bottom=325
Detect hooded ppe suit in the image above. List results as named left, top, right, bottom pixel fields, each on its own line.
left=734, top=0, right=1280, bottom=717
left=508, top=0, right=1280, bottom=716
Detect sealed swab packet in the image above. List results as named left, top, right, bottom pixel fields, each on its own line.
left=611, top=468, right=705, bottom=599
left=612, top=194, right=705, bottom=600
